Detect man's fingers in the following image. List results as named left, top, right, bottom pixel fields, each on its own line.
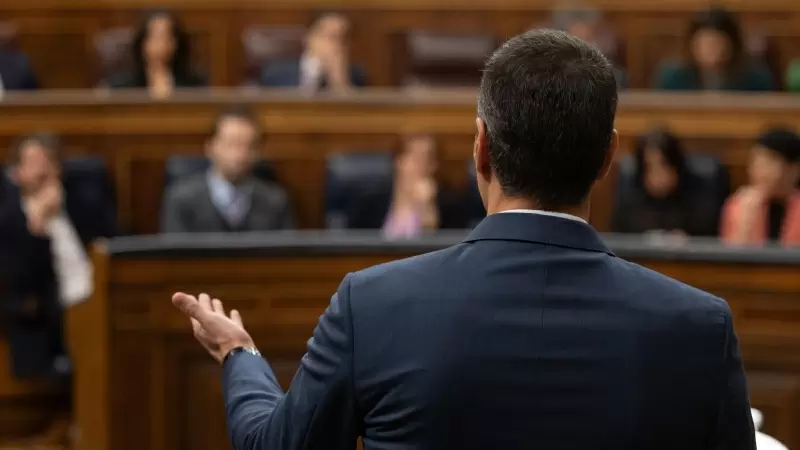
left=212, top=298, right=224, bottom=315
left=199, top=293, right=212, bottom=314
left=172, top=292, right=206, bottom=321
left=230, top=309, right=243, bottom=327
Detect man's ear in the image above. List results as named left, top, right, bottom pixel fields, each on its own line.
left=474, top=118, right=491, bottom=179
left=597, top=129, right=619, bottom=180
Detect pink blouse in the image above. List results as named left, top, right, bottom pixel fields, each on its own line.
left=382, top=208, right=423, bottom=240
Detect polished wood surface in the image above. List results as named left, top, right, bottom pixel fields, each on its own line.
left=2, top=0, right=800, bottom=88
left=71, top=235, right=800, bottom=450
left=0, top=90, right=796, bottom=234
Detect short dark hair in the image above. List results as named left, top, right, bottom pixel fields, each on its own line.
left=211, top=105, right=264, bottom=143
left=477, top=29, right=618, bottom=208
left=757, top=127, right=800, bottom=164
left=8, top=132, right=61, bottom=166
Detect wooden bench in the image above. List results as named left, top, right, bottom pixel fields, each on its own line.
left=2, top=0, right=800, bottom=88
left=0, top=90, right=799, bottom=234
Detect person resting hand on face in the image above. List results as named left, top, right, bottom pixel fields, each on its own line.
left=721, top=128, right=800, bottom=246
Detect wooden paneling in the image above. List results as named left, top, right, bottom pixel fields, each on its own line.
left=70, top=241, right=800, bottom=450
left=0, top=90, right=799, bottom=234
left=2, top=0, right=800, bottom=88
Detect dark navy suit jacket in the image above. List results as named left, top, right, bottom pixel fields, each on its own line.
left=259, top=59, right=367, bottom=88
left=0, top=51, right=38, bottom=90
left=222, top=212, right=755, bottom=450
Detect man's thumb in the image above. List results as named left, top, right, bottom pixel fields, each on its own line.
left=172, top=292, right=205, bottom=320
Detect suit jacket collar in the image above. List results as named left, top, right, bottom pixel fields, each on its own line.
left=464, top=212, right=615, bottom=256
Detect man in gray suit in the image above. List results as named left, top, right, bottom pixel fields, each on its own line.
left=161, top=106, right=295, bottom=233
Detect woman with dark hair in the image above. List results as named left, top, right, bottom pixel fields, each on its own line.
left=107, top=9, right=206, bottom=96
left=611, top=129, right=721, bottom=236
left=654, top=7, right=773, bottom=91
left=348, top=135, right=465, bottom=237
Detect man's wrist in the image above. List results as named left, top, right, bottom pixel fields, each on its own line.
left=221, top=343, right=260, bottom=366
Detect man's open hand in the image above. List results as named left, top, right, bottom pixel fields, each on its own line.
left=172, top=292, right=255, bottom=364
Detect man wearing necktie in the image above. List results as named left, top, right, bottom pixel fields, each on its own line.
left=161, top=106, right=295, bottom=233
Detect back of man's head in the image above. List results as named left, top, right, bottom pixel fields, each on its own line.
left=477, top=29, right=618, bottom=209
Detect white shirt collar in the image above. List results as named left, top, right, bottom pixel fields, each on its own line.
left=207, top=170, right=252, bottom=206
left=500, top=209, right=587, bottom=224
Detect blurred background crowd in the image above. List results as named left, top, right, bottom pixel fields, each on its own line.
left=0, top=1, right=799, bottom=450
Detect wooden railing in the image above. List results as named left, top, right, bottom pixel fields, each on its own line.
left=68, top=233, right=800, bottom=450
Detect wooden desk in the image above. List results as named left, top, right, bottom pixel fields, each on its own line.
left=0, top=90, right=799, bottom=234
left=72, top=233, right=800, bottom=450
left=2, top=0, right=800, bottom=88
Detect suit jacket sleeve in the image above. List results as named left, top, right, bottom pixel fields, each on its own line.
left=708, top=310, right=756, bottom=450
left=222, top=273, right=359, bottom=450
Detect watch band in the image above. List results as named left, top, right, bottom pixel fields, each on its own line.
left=222, top=346, right=261, bottom=365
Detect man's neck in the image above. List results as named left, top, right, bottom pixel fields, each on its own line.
left=488, top=197, right=590, bottom=222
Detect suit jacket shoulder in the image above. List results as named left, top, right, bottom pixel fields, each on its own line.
left=164, top=173, right=207, bottom=205
left=251, top=178, right=289, bottom=206
left=609, top=256, right=731, bottom=318
left=347, top=244, right=465, bottom=309
left=248, top=179, right=295, bottom=230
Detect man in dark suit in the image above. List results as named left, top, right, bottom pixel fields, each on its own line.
left=160, top=106, right=295, bottom=233
left=260, top=11, right=367, bottom=91
left=174, top=29, right=755, bottom=450
left=0, top=133, right=116, bottom=380
left=0, top=48, right=38, bottom=91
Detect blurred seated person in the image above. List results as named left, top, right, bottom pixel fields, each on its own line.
left=349, top=135, right=465, bottom=238
left=786, top=59, right=800, bottom=92
left=721, top=128, right=800, bottom=246
left=0, top=133, right=116, bottom=381
left=550, top=6, right=627, bottom=88
left=106, top=9, right=206, bottom=97
left=655, top=8, right=773, bottom=91
left=0, top=45, right=38, bottom=91
left=260, top=11, right=367, bottom=91
left=611, top=129, right=721, bottom=237
left=161, top=106, right=295, bottom=233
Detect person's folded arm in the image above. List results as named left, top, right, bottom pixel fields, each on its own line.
left=222, top=273, right=359, bottom=450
